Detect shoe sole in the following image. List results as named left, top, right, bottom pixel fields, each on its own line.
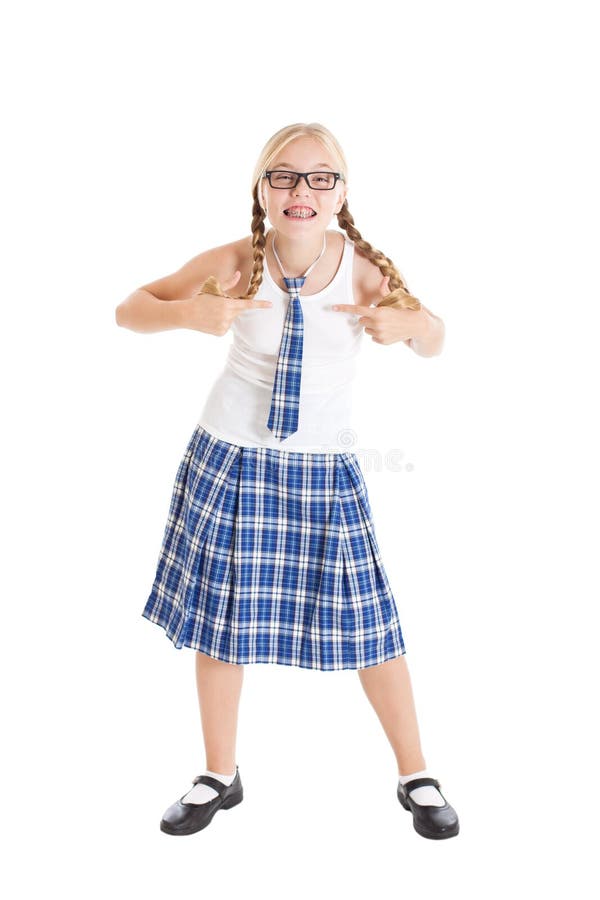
left=160, top=789, right=244, bottom=836
left=397, top=792, right=459, bottom=840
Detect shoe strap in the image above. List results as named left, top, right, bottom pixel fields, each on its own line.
left=401, top=776, right=441, bottom=794
left=192, top=774, right=230, bottom=795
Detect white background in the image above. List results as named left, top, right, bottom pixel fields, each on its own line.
left=3, top=0, right=598, bottom=896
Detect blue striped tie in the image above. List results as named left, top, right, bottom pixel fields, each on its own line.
left=267, top=275, right=306, bottom=440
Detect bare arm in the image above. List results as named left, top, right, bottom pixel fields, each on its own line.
left=115, top=243, right=237, bottom=334
left=115, top=289, right=190, bottom=333
left=406, top=305, right=445, bottom=356
left=115, top=242, right=272, bottom=335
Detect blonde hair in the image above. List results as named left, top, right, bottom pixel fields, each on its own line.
left=239, top=122, right=420, bottom=309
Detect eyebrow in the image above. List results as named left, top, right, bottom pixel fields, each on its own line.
left=271, top=162, right=334, bottom=169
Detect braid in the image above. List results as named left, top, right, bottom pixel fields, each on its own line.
left=237, top=188, right=267, bottom=301
left=337, top=202, right=421, bottom=311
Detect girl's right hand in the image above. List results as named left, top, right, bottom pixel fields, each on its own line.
left=185, top=271, right=273, bottom=335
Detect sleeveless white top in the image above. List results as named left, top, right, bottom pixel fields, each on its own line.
left=196, top=235, right=363, bottom=452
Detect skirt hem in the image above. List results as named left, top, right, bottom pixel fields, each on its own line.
left=141, top=610, right=406, bottom=671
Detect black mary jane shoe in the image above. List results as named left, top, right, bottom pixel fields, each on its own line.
left=397, top=776, right=459, bottom=840
left=160, top=766, right=244, bottom=836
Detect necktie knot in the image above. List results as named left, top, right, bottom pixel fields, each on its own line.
left=283, top=276, right=306, bottom=294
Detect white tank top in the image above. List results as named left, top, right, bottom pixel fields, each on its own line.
left=196, top=234, right=363, bottom=452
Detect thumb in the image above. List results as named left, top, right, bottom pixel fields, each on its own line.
left=222, top=270, right=242, bottom=292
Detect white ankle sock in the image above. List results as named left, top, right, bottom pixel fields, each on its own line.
left=183, top=768, right=237, bottom=804
left=398, top=768, right=446, bottom=806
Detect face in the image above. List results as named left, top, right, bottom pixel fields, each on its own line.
left=261, top=136, right=347, bottom=232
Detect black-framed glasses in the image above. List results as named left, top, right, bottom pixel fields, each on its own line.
left=263, top=170, right=345, bottom=190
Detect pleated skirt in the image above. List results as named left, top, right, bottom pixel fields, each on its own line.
left=141, top=423, right=406, bottom=671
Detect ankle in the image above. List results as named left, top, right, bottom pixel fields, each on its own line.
left=398, top=759, right=427, bottom=777
left=206, top=762, right=237, bottom=776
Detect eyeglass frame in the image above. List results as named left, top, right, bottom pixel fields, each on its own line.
left=262, top=170, right=346, bottom=190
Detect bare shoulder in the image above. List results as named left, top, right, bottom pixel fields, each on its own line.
left=352, top=243, right=410, bottom=307
left=138, top=237, right=247, bottom=302
left=352, top=243, right=386, bottom=306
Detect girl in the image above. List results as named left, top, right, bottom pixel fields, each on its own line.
left=116, top=122, right=459, bottom=840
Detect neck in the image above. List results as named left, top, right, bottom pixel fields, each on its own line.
left=267, top=227, right=327, bottom=276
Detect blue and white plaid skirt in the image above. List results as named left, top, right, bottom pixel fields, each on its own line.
left=141, top=424, right=406, bottom=671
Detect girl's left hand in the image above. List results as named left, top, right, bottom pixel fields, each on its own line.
left=332, top=275, right=430, bottom=345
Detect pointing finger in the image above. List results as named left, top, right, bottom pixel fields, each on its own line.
left=331, top=304, right=377, bottom=316
left=231, top=297, right=273, bottom=312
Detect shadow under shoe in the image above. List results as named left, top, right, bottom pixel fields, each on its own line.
left=160, top=766, right=244, bottom=836
left=397, top=776, right=459, bottom=840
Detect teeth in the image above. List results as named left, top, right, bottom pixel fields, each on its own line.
left=285, top=209, right=314, bottom=218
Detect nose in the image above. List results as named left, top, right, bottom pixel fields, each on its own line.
left=293, top=174, right=312, bottom=196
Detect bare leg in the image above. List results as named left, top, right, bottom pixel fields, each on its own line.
left=195, top=651, right=244, bottom=773
left=357, top=654, right=427, bottom=775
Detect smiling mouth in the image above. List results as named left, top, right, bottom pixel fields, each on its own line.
left=284, top=208, right=317, bottom=218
